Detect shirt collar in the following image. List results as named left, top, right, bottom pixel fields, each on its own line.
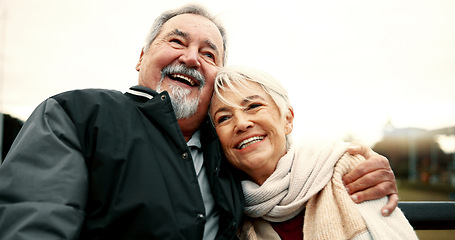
left=187, top=129, right=202, bottom=149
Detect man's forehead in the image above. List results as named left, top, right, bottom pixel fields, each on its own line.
left=160, top=14, right=223, bottom=46
left=163, top=13, right=217, bottom=30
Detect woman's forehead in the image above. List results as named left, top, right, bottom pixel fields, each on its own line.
left=212, top=82, right=273, bottom=110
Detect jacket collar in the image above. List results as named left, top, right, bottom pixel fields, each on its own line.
left=125, top=85, right=159, bottom=100
left=125, top=85, right=223, bottom=150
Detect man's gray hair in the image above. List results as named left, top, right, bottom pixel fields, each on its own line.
left=143, top=4, right=227, bottom=65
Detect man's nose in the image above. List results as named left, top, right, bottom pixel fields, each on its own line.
left=179, top=47, right=201, bottom=68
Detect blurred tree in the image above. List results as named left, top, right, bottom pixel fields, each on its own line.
left=2, top=113, right=23, bottom=160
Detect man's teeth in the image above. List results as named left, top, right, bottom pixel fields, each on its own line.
left=172, top=74, right=195, bottom=86
left=237, top=136, right=264, bottom=149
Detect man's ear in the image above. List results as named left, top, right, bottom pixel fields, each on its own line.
left=285, top=107, right=294, bottom=135
left=135, top=48, right=145, bottom=72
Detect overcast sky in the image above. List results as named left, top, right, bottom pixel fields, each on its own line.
left=1, top=0, right=455, bottom=147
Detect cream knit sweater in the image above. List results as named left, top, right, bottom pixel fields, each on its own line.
left=238, top=141, right=418, bottom=240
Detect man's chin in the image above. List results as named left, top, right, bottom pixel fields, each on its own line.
left=170, top=98, right=199, bottom=120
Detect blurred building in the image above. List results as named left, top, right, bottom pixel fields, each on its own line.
left=374, top=120, right=455, bottom=187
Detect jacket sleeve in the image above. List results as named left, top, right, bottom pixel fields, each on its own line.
left=0, top=98, right=88, bottom=240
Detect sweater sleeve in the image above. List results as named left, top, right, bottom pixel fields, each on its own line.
left=304, top=153, right=418, bottom=240
left=345, top=155, right=419, bottom=240
left=0, top=98, right=88, bottom=240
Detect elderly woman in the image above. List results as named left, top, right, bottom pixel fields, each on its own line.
left=209, top=66, right=417, bottom=240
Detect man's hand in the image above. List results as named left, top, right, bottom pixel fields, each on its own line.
left=343, top=141, right=398, bottom=216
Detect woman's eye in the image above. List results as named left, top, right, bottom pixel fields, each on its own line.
left=247, top=103, right=262, bottom=110
left=217, top=116, right=229, bottom=124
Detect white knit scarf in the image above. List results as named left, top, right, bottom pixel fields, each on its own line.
left=242, top=140, right=349, bottom=222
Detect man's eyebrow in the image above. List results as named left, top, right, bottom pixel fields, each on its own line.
left=165, top=29, right=188, bottom=39
left=165, top=29, right=220, bottom=56
left=205, top=39, right=219, bottom=54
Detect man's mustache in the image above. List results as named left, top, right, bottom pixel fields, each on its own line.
left=161, top=64, right=206, bottom=88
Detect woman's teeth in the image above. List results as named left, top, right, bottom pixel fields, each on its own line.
left=237, top=136, right=264, bottom=149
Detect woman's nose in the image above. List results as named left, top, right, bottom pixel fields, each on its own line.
left=234, top=113, right=254, bottom=133
left=178, top=47, right=201, bottom=68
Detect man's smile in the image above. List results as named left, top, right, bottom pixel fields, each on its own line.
left=169, top=73, right=197, bottom=87
left=161, top=64, right=206, bottom=89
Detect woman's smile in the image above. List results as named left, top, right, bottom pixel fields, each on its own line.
left=236, top=135, right=265, bottom=150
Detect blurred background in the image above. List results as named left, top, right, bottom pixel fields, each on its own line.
left=1, top=0, right=454, bottom=238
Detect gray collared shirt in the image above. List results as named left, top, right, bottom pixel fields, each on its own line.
left=187, top=130, right=219, bottom=240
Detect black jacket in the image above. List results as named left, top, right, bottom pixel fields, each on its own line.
left=0, top=85, right=244, bottom=239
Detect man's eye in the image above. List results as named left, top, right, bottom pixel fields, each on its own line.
left=203, top=52, right=215, bottom=60
left=170, top=39, right=184, bottom=45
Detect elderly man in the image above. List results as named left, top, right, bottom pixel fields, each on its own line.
left=0, top=4, right=397, bottom=240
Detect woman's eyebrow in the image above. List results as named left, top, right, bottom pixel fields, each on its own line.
left=212, top=95, right=265, bottom=115
left=243, top=95, right=265, bottom=104
left=213, top=106, right=230, bottom=116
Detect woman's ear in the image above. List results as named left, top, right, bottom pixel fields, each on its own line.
left=284, top=107, right=294, bottom=135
